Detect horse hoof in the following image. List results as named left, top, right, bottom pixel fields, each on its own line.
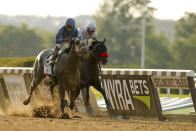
left=69, top=109, right=75, bottom=118
left=86, top=106, right=93, bottom=116
left=60, top=113, right=71, bottom=119
left=108, top=105, right=112, bottom=109
left=64, top=100, right=69, bottom=107
left=85, top=101, right=90, bottom=106
left=23, top=100, right=29, bottom=105
left=106, top=101, right=113, bottom=109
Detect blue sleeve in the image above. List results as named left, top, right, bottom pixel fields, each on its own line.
left=56, top=26, right=65, bottom=44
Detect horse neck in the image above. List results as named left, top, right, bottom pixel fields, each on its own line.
left=88, top=51, right=98, bottom=67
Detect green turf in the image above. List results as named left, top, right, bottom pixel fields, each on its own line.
left=159, top=94, right=190, bottom=98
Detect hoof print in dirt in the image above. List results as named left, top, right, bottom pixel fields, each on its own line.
left=60, top=113, right=71, bottom=119
left=33, top=106, right=53, bottom=118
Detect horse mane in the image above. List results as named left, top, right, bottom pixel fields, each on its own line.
left=91, top=38, right=106, bottom=48
left=89, top=40, right=103, bottom=52
left=91, top=40, right=102, bottom=47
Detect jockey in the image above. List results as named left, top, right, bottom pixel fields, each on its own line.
left=49, top=18, right=78, bottom=65
left=78, top=22, right=97, bottom=49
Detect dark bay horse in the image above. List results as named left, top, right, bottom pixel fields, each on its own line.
left=78, top=39, right=112, bottom=113
left=23, top=39, right=87, bottom=115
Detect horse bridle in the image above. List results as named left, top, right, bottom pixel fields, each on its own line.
left=90, top=43, right=109, bottom=72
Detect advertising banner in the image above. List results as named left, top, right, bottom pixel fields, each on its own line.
left=152, top=76, right=189, bottom=89
left=101, top=75, right=162, bottom=118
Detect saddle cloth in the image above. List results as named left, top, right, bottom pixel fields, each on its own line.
left=44, top=50, right=63, bottom=75
left=44, top=55, right=53, bottom=75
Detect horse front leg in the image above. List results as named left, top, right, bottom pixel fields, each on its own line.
left=68, top=89, right=77, bottom=117
left=59, top=85, right=66, bottom=114
left=69, top=89, right=79, bottom=110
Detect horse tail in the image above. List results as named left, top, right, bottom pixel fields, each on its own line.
left=32, top=50, right=46, bottom=82
left=32, top=57, right=39, bottom=78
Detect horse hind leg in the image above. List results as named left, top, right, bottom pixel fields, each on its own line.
left=80, top=80, right=90, bottom=105
left=23, top=60, right=45, bottom=105
left=23, top=80, right=39, bottom=105
left=49, top=82, right=56, bottom=101
left=82, top=87, right=94, bottom=116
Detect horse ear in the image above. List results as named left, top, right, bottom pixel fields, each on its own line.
left=103, top=38, right=106, bottom=44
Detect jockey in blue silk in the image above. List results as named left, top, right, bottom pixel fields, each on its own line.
left=49, top=18, right=79, bottom=65
left=78, top=22, right=97, bottom=49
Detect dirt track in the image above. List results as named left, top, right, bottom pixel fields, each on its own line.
left=0, top=113, right=196, bottom=131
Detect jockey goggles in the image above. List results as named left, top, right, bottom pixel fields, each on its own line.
left=66, top=25, right=73, bottom=29
left=87, top=28, right=96, bottom=32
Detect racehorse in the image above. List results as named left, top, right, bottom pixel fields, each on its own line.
left=49, top=39, right=112, bottom=115
left=23, top=39, right=88, bottom=115
left=78, top=39, right=112, bottom=114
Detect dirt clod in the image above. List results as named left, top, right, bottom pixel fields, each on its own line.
left=33, top=106, right=54, bottom=118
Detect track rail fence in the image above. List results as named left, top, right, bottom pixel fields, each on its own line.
left=0, top=67, right=195, bottom=121
left=0, top=67, right=99, bottom=115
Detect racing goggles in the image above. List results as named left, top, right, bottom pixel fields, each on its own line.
left=66, top=25, right=73, bottom=29
left=87, top=28, right=96, bottom=32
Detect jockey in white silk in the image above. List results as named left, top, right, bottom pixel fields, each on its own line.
left=78, top=22, right=97, bottom=46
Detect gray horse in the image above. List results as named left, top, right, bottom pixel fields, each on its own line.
left=23, top=39, right=87, bottom=115
left=50, top=39, right=112, bottom=115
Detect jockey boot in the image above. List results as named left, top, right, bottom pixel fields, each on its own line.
left=49, top=46, right=60, bottom=65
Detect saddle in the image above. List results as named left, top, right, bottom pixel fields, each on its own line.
left=44, top=50, right=62, bottom=76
